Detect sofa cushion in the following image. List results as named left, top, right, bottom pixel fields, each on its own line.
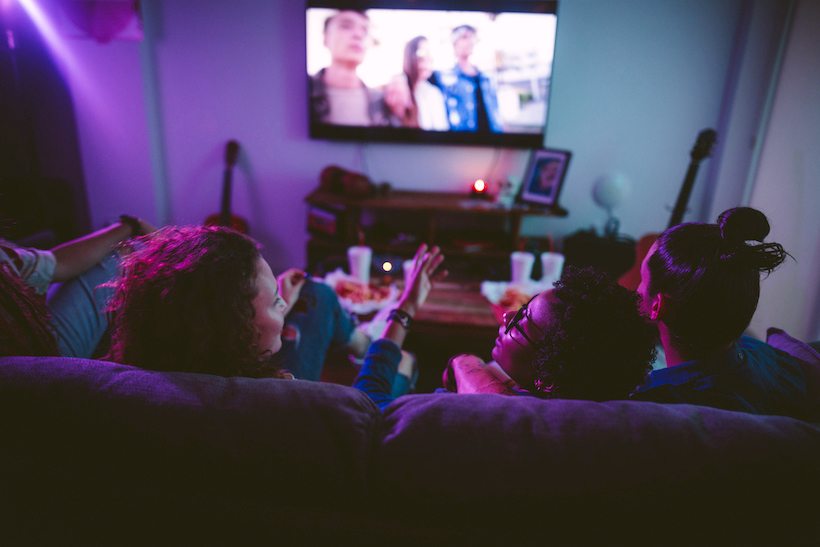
left=767, top=327, right=820, bottom=423
left=375, top=393, right=820, bottom=542
left=0, top=356, right=382, bottom=538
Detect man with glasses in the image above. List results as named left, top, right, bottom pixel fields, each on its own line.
left=445, top=267, right=658, bottom=401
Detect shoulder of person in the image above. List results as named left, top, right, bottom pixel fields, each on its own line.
left=435, top=69, right=459, bottom=88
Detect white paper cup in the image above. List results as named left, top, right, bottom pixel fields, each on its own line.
left=510, top=251, right=535, bottom=284
left=540, top=252, right=565, bottom=283
left=347, top=246, right=372, bottom=284
left=402, top=259, right=415, bottom=285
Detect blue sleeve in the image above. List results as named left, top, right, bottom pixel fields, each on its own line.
left=352, top=339, right=402, bottom=411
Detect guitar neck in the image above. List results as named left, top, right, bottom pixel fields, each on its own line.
left=667, top=160, right=702, bottom=230
left=220, top=168, right=233, bottom=226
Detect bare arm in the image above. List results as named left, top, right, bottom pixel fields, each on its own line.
left=352, top=243, right=447, bottom=410
left=51, top=217, right=156, bottom=282
left=446, top=354, right=520, bottom=396
left=380, top=243, right=447, bottom=347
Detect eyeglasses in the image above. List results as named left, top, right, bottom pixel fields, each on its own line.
left=504, top=294, right=542, bottom=346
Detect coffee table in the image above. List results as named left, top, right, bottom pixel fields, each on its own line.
left=412, top=281, right=500, bottom=339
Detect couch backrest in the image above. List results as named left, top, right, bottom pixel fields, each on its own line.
left=2, top=354, right=819, bottom=542
left=0, top=355, right=382, bottom=539
left=375, top=393, right=820, bottom=542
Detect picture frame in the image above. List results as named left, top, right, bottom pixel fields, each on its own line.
left=519, top=148, right=572, bottom=207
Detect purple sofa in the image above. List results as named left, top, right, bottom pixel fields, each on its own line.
left=1, top=332, right=819, bottom=543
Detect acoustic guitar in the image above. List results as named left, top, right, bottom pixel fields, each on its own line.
left=618, top=129, right=717, bottom=290
left=205, top=140, right=248, bottom=233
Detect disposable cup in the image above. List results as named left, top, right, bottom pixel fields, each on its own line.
left=510, top=251, right=535, bottom=284
left=402, top=259, right=415, bottom=285
left=347, top=246, right=372, bottom=284
left=540, top=252, right=565, bottom=283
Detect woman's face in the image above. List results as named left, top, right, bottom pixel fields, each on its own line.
left=250, top=258, right=287, bottom=357
left=415, top=40, right=434, bottom=81
left=539, top=161, right=559, bottom=188
left=491, top=290, right=556, bottom=388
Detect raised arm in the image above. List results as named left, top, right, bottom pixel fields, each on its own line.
left=353, top=243, right=447, bottom=410
left=51, top=216, right=156, bottom=282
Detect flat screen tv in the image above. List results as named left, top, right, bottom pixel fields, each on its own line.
left=307, top=0, right=558, bottom=148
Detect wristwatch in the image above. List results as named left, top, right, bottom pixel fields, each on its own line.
left=387, top=308, right=414, bottom=330
left=119, top=214, right=143, bottom=237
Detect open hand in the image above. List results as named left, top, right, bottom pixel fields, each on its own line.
left=397, top=244, right=447, bottom=317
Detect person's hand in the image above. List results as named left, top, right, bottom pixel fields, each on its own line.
left=277, top=269, right=308, bottom=310
left=446, top=354, right=518, bottom=395
left=397, top=243, right=447, bottom=317
left=384, top=75, right=413, bottom=121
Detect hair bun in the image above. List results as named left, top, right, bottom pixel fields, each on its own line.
left=718, top=207, right=770, bottom=244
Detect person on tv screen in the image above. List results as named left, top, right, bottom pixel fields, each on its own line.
left=400, top=36, right=449, bottom=131
left=309, top=10, right=400, bottom=127
left=528, top=158, right=561, bottom=198
left=433, top=25, right=503, bottom=133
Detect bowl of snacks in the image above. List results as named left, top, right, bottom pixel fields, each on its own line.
left=322, top=269, right=400, bottom=315
left=480, top=279, right=557, bottom=325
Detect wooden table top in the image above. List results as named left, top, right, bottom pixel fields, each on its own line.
left=412, top=282, right=500, bottom=329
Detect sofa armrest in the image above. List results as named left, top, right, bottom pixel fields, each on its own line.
left=767, top=327, right=820, bottom=424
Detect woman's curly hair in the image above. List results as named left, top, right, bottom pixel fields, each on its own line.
left=532, top=266, right=657, bottom=401
left=105, top=226, right=285, bottom=378
left=0, top=263, right=60, bottom=357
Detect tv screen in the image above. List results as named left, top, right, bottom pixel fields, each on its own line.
left=307, top=0, right=558, bottom=148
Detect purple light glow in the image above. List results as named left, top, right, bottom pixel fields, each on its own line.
left=17, top=0, right=128, bottom=138
left=18, top=0, right=102, bottom=103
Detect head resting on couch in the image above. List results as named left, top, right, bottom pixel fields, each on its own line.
left=528, top=266, right=658, bottom=400
left=638, top=207, right=788, bottom=359
left=106, top=226, right=288, bottom=378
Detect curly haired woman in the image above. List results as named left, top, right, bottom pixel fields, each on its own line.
left=105, top=226, right=423, bottom=393
left=444, top=266, right=658, bottom=401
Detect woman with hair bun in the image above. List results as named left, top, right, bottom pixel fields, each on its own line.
left=631, top=207, right=807, bottom=418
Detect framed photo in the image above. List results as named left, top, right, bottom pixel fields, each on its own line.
left=520, top=148, right=572, bottom=207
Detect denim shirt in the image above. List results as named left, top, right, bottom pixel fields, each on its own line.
left=353, top=338, right=402, bottom=411
left=631, top=335, right=808, bottom=420
left=433, top=65, right=503, bottom=133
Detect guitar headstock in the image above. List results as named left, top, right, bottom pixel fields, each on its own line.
left=690, top=129, right=717, bottom=161
left=225, top=140, right=240, bottom=167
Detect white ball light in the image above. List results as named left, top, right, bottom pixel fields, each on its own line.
left=593, top=173, right=630, bottom=211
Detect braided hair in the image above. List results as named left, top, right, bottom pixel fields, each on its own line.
left=0, top=263, right=60, bottom=357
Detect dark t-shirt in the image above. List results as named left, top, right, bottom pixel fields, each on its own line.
left=470, top=75, right=491, bottom=134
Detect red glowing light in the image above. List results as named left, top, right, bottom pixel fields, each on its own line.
left=473, top=179, right=486, bottom=192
